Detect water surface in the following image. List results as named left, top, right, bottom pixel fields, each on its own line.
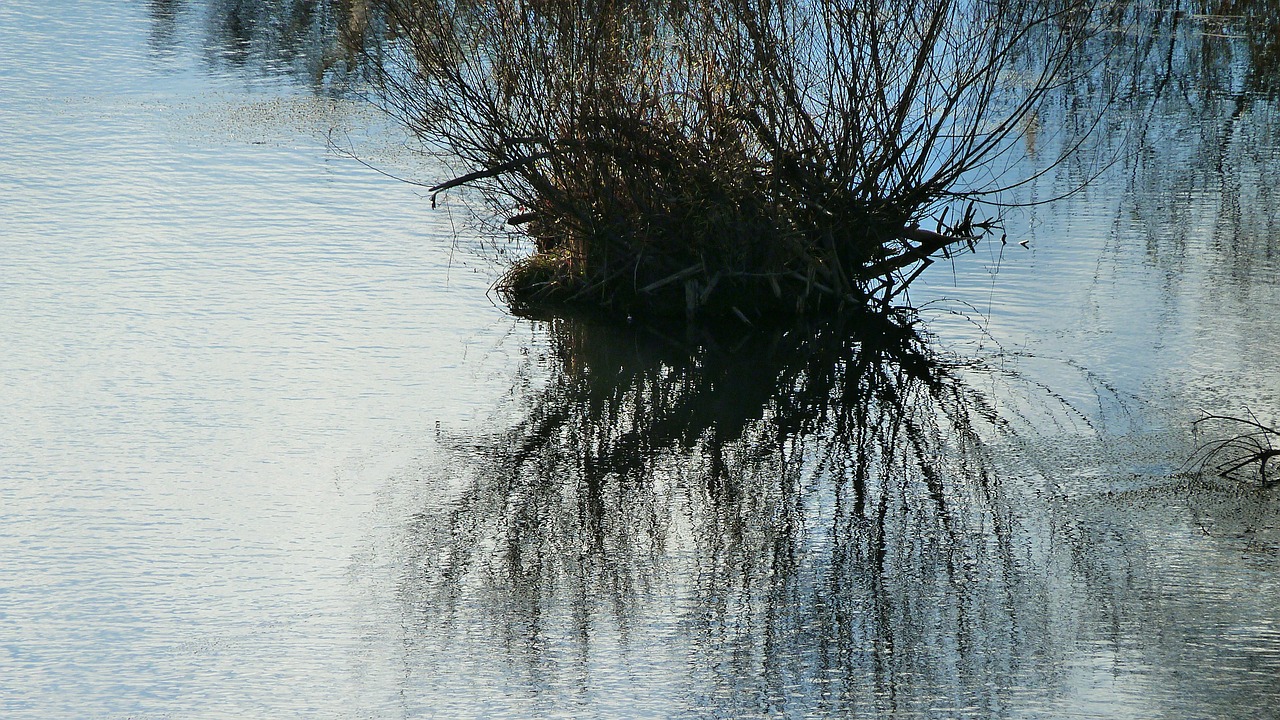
left=2, top=2, right=1279, bottom=718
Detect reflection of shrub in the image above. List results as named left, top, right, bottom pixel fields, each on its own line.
left=1208, top=0, right=1280, bottom=96
left=376, top=0, right=1098, bottom=319
left=423, top=307, right=1004, bottom=604
left=403, top=310, right=1048, bottom=714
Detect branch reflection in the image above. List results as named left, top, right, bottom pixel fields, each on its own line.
left=188, top=0, right=379, bottom=85
left=402, top=312, right=1067, bottom=715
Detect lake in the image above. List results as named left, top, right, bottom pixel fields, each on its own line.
left=2, top=1, right=1278, bottom=718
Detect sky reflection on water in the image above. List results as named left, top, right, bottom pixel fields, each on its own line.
left=2, top=0, right=1279, bottom=718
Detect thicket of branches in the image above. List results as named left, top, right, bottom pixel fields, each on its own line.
left=373, top=0, right=1100, bottom=319
left=1192, top=413, right=1280, bottom=487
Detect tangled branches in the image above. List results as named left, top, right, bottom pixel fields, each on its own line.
left=1191, top=412, right=1280, bottom=487
left=373, top=0, right=1105, bottom=319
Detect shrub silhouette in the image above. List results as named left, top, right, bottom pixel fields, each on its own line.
left=374, top=0, right=1100, bottom=319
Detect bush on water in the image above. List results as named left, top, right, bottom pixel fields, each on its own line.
left=371, top=0, right=1109, bottom=321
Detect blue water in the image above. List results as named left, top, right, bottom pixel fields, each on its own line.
left=2, top=2, right=1279, bottom=718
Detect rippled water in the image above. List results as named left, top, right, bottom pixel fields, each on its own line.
left=2, top=1, right=1279, bottom=718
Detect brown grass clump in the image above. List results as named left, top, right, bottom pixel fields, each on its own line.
left=373, top=0, right=1100, bottom=321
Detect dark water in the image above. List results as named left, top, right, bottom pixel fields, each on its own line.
left=2, top=1, right=1279, bottom=718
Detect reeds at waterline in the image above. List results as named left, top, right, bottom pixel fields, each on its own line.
left=372, top=0, right=1108, bottom=321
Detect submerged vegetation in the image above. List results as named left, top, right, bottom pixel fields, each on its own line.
left=370, top=0, right=1103, bottom=320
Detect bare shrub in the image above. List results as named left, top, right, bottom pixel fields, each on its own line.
left=1191, top=412, right=1280, bottom=487
left=373, top=0, right=1104, bottom=319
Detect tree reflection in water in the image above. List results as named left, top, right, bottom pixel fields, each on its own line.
left=399, top=311, right=1073, bottom=717
left=147, top=0, right=378, bottom=84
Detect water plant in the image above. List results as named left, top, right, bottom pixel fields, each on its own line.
left=372, top=0, right=1104, bottom=320
left=1191, top=412, right=1280, bottom=487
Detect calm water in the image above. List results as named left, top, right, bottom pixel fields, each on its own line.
left=2, top=2, right=1279, bottom=718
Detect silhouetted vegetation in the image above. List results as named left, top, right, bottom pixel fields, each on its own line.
left=152, top=0, right=381, bottom=86
left=372, top=0, right=1112, bottom=320
left=1192, top=412, right=1280, bottom=487
left=172, top=0, right=1280, bottom=320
